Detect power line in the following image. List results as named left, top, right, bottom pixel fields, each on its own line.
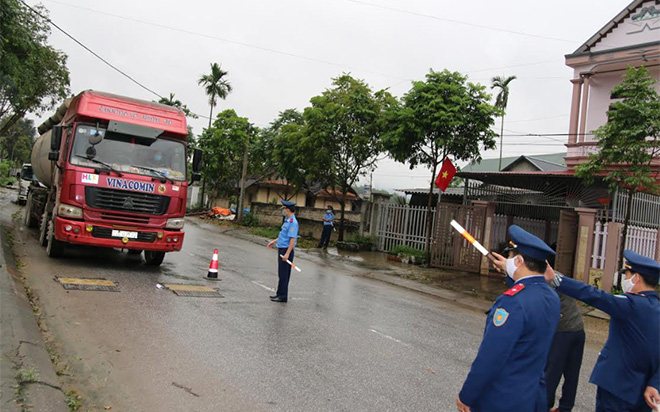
left=19, top=0, right=163, bottom=100
left=346, top=0, right=579, bottom=44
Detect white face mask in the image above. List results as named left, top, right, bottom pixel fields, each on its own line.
left=622, top=274, right=637, bottom=293
left=506, top=256, right=522, bottom=279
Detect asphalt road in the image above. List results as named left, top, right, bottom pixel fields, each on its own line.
left=0, top=188, right=601, bottom=411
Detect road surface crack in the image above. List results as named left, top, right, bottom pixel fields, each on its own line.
left=172, top=381, right=200, bottom=397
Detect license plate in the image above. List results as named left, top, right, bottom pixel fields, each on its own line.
left=111, top=230, right=138, bottom=239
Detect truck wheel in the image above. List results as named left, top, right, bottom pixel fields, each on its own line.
left=39, top=212, right=49, bottom=246
left=46, top=220, right=65, bottom=258
left=23, top=193, right=38, bottom=228
left=144, top=251, right=165, bottom=266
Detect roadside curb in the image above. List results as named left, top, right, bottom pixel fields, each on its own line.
left=0, top=226, right=69, bottom=412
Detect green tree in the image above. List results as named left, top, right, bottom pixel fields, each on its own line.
left=303, top=74, right=393, bottom=240
left=383, top=69, right=498, bottom=263
left=158, top=92, right=198, bottom=119
left=197, top=109, right=253, bottom=204
left=197, top=63, right=232, bottom=206
left=0, top=117, right=36, bottom=166
left=575, top=66, right=660, bottom=280
left=491, top=75, right=516, bottom=171
left=0, top=0, right=70, bottom=136
left=251, top=109, right=308, bottom=195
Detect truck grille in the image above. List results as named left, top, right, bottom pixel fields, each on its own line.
left=85, top=187, right=169, bottom=215
left=91, top=227, right=157, bottom=243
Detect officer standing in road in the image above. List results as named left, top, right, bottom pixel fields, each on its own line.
left=457, top=225, right=560, bottom=412
left=317, top=205, right=334, bottom=249
left=266, top=200, right=299, bottom=303
left=545, top=250, right=660, bottom=412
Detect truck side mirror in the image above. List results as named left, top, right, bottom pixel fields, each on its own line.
left=51, top=125, right=62, bottom=151
left=192, top=148, right=202, bottom=173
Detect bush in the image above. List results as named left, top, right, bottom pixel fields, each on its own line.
left=242, top=212, right=260, bottom=227
left=388, top=245, right=425, bottom=260
left=347, top=235, right=375, bottom=245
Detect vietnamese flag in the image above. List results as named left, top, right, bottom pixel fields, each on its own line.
left=434, top=157, right=456, bottom=192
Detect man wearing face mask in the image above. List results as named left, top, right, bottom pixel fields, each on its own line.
left=457, top=225, right=560, bottom=412
left=266, top=200, right=299, bottom=303
left=545, top=250, right=660, bottom=412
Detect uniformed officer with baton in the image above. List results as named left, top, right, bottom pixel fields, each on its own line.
left=545, top=250, right=660, bottom=412
left=266, top=200, right=299, bottom=303
left=457, top=225, right=560, bottom=412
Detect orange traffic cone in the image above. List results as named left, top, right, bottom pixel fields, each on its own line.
left=205, top=249, right=221, bottom=281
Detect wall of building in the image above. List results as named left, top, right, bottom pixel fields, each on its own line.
left=591, top=1, right=660, bottom=52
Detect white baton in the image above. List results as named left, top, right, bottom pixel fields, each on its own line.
left=280, top=254, right=302, bottom=272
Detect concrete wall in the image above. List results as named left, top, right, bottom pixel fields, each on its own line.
left=251, top=202, right=361, bottom=239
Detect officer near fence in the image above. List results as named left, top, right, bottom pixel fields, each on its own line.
left=545, top=250, right=660, bottom=412
left=456, top=225, right=560, bottom=412
left=266, top=200, right=299, bottom=303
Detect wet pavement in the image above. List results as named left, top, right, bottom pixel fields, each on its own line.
left=0, top=187, right=605, bottom=412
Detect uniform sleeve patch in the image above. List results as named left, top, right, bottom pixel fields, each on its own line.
left=503, top=283, right=526, bottom=296
left=493, top=308, right=509, bottom=327
left=290, top=218, right=294, bottom=223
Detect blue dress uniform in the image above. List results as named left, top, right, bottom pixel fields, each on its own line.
left=274, top=200, right=299, bottom=301
left=459, top=226, right=560, bottom=412
left=553, top=250, right=660, bottom=412
left=317, top=210, right=334, bottom=249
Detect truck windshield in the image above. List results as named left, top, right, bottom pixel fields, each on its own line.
left=21, top=165, right=34, bottom=181
left=69, top=124, right=187, bottom=181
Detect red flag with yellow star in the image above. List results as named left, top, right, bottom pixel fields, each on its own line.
left=434, top=157, right=456, bottom=192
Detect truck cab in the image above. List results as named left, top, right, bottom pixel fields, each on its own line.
left=27, top=90, right=202, bottom=266
left=16, top=163, right=34, bottom=205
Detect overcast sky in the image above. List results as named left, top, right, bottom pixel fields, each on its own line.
left=28, top=0, right=627, bottom=192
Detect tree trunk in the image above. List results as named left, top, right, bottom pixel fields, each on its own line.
left=617, top=189, right=634, bottom=289
left=200, top=98, right=215, bottom=208
left=338, top=187, right=347, bottom=241
left=237, top=138, right=249, bottom=223
left=424, top=161, right=439, bottom=265
left=498, top=114, right=505, bottom=171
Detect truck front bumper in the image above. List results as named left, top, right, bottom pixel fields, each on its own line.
left=53, top=216, right=184, bottom=252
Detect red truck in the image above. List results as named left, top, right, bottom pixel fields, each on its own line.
left=24, top=90, right=202, bottom=266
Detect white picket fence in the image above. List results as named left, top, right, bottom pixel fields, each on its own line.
left=592, top=221, right=659, bottom=269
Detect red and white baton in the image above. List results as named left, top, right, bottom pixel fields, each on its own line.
left=450, top=220, right=496, bottom=262
left=279, top=254, right=302, bottom=272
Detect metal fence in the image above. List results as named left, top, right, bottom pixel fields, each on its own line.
left=491, top=215, right=559, bottom=250
left=376, top=204, right=435, bottom=252
left=610, top=191, right=660, bottom=228
left=592, top=221, right=658, bottom=269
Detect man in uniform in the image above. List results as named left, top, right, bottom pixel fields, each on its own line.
left=545, top=250, right=660, bottom=412
left=266, top=200, right=299, bottom=303
left=457, top=225, right=560, bottom=412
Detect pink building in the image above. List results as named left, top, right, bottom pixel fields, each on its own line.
left=565, top=0, right=660, bottom=170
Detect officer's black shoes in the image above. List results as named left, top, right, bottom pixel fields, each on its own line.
left=270, top=296, right=287, bottom=302
left=269, top=295, right=278, bottom=299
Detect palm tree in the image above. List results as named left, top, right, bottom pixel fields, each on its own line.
left=197, top=63, right=232, bottom=207
left=198, top=63, right=232, bottom=129
left=491, top=75, right=516, bottom=171
left=158, top=93, right=197, bottom=118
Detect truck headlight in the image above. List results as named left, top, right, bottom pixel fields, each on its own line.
left=165, top=218, right=185, bottom=230
left=57, top=203, right=83, bottom=219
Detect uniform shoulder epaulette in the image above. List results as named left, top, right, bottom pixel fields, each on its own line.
left=290, top=218, right=294, bottom=223
left=503, top=283, right=525, bottom=296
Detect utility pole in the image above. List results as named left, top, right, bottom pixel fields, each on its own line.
left=237, top=123, right=251, bottom=223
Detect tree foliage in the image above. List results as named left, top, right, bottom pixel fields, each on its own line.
left=302, top=74, right=393, bottom=240
left=491, top=75, right=516, bottom=171
left=0, top=117, right=36, bottom=166
left=158, top=93, right=198, bottom=119
left=197, top=109, right=254, bottom=201
left=383, top=69, right=498, bottom=261
left=197, top=63, right=232, bottom=128
left=0, top=0, right=70, bottom=136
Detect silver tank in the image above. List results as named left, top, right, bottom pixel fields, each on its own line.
left=31, top=129, right=54, bottom=188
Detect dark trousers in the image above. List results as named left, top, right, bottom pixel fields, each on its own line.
left=318, top=225, right=332, bottom=248
left=545, top=329, right=585, bottom=412
left=596, top=387, right=651, bottom=412
left=276, top=248, right=294, bottom=299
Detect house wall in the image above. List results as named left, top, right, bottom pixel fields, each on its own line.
left=591, top=1, right=660, bottom=52
left=247, top=187, right=307, bottom=208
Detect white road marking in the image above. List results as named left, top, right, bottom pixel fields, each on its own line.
left=251, top=281, right=275, bottom=292
left=369, top=329, right=409, bottom=347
